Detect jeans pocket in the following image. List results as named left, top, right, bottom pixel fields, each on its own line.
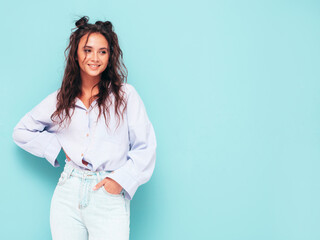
left=57, top=171, right=68, bottom=186
left=101, top=185, right=123, bottom=198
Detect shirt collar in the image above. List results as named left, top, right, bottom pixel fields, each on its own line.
left=75, top=97, right=98, bottom=111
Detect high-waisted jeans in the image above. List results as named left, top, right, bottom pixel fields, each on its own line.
left=50, top=161, right=130, bottom=240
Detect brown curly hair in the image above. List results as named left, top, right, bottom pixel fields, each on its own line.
left=51, top=16, right=128, bottom=129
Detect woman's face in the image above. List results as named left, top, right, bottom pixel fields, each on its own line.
left=77, top=32, right=110, bottom=80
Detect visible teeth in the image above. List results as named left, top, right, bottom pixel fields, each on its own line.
left=89, top=65, right=99, bottom=67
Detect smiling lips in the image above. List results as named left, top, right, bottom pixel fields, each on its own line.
left=88, top=64, right=100, bottom=70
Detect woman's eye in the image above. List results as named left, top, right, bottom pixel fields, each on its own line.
left=83, top=49, right=107, bottom=54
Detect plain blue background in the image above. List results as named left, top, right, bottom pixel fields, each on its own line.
left=1, top=0, right=320, bottom=239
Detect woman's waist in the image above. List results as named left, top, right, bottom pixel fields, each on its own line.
left=63, top=156, right=126, bottom=173
left=63, top=160, right=113, bottom=180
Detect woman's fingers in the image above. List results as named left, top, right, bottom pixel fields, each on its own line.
left=93, top=178, right=107, bottom=190
left=104, top=184, right=123, bottom=194
left=103, top=178, right=123, bottom=194
left=93, top=178, right=123, bottom=194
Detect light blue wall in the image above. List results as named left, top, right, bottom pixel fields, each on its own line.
left=1, top=0, right=320, bottom=239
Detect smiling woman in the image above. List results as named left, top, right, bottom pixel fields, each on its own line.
left=77, top=32, right=110, bottom=98
left=12, top=16, right=156, bottom=240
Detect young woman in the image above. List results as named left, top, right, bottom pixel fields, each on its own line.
left=12, top=16, right=156, bottom=240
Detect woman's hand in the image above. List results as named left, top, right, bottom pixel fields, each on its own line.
left=62, top=148, right=122, bottom=194
left=93, top=177, right=123, bottom=195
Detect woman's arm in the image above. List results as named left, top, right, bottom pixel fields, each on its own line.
left=107, top=84, right=157, bottom=200
left=12, top=91, right=62, bottom=167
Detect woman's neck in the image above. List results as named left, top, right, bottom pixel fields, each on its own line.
left=80, top=74, right=100, bottom=97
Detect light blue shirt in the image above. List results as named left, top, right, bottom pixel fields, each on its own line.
left=12, top=83, right=157, bottom=200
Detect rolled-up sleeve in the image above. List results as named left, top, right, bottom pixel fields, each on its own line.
left=12, top=91, right=61, bottom=167
left=108, top=85, right=157, bottom=200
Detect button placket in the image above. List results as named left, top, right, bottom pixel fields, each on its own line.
left=80, top=103, right=98, bottom=170
left=81, top=108, right=90, bottom=160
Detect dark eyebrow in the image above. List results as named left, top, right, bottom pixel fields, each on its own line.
left=83, top=46, right=109, bottom=50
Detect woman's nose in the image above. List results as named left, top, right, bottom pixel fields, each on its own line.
left=92, top=52, right=99, bottom=61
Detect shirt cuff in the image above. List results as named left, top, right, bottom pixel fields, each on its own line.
left=44, top=134, right=61, bottom=167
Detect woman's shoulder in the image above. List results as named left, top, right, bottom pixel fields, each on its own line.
left=120, top=82, right=147, bottom=107
left=34, top=89, right=59, bottom=109
left=41, top=89, right=59, bottom=103
left=48, top=89, right=59, bottom=98
left=27, top=89, right=59, bottom=117
left=121, top=83, right=141, bottom=98
left=121, top=82, right=135, bottom=93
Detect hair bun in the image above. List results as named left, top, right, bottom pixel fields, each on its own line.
left=95, top=20, right=113, bottom=30
left=75, top=16, right=89, bottom=28
left=103, top=21, right=113, bottom=29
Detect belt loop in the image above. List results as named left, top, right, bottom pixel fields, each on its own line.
left=96, top=171, right=102, bottom=183
left=65, top=164, right=74, bottom=179
left=82, top=171, right=87, bottom=180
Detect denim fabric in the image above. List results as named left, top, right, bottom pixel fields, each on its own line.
left=50, top=162, right=130, bottom=240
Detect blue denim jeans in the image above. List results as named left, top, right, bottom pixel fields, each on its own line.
left=50, top=161, right=130, bottom=240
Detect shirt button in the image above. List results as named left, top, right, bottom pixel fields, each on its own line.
left=86, top=133, right=89, bottom=137
left=81, top=153, right=84, bottom=157
left=86, top=111, right=88, bottom=115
